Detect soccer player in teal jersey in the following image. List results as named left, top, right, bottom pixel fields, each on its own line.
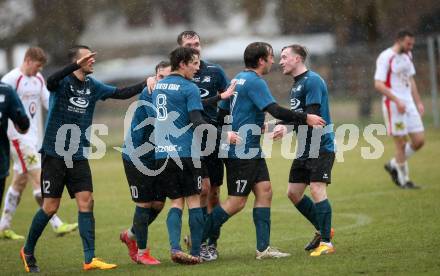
left=0, top=82, right=29, bottom=209
left=273, top=44, right=336, bottom=256
left=119, top=61, right=171, bottom=266
left=203, top=42, right=325, bottom=260
left=20, top=45, right=147, bottom=272
left=152, top=47, right=239, bottom=264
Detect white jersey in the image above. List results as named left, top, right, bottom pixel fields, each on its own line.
left=1, top=68, right=50, bottom=144
left=374, top=48, right=416, bottom=103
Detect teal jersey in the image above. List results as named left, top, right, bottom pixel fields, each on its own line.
left=122, top=87, right=155, bottom=167
left=152, top=74, right=203, bottom=159
left=219, top=70, right=276, bottom=159
left=290, top=70, right=335, bottom=159
left=42, top=75, right=116, bottom=160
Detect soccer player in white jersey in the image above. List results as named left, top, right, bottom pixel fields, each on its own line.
left=374, top=30, right=425, bottom=189
left=0, top=47, right=77, bottom=240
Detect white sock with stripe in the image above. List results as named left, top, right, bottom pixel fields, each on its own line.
left=0, top=186, right=21, bottom=230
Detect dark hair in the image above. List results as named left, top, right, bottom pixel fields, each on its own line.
left=243, top=42, right=273, bottom=69
left=68, top=45, right=91, bottom=62
left=282, top=44, right=308, bottom=62
left=396, top=30, right=414, bottom=40
left=169, top=47, right=200, bottom=71
left=24, top=47, right=47, bottom=64
left=177, top=31, right=200, bottom=46
left=155, top=61, right=171, bottom=73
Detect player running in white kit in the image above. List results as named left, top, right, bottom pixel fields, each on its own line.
left=0, top=47, right=77, bottom=240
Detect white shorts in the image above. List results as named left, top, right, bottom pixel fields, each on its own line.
left=382, top=98, right=424, bottom=136
left=10, top=138, right=41, bottom=174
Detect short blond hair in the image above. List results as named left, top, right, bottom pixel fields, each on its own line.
left=24, top=47, right=47, bottom=64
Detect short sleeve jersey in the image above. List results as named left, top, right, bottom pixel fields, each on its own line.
left=219, top=70, right=275, bottom=159
left=289, top=70, right=335, bottom=159
left=192, top=60, right=229, bottom=124
left=122, top=87, right=156, bottom=167
left=1, top=68, right=50, bottom=143
left=374, top=48, right=416, bottom=102
left=152, top=74, right=203, bottom=160
left=41, top=74, right=116, bottom=160
left=0, top=82, right=27, bottom=178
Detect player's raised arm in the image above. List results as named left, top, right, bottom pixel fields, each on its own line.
left=201, top=80, right=237, bottom=106
left=108, top=81, right=146, bottom=100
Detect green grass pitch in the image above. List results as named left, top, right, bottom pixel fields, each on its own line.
left=1, top=128, right=440, bottom=275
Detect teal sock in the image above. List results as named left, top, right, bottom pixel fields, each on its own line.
left=315, top=199, right=332, bottom=242
left=148, top=208, right=160, bottom=226
left=253, top=207, right=271, bottom=252
left=207, top=205, right=230, bottom=244
left=133, top=206, right=150, bottom=250
left=166, top=207, right=182, bottom=251
left=24, top=209, right=52, bottom=255
left=78, top=211, right=95, bottom=264
left=295, top=195, right=320, bottom=231
left=189, top=207, right=204, bottom=256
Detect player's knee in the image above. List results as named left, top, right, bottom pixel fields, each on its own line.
left=310, top=184, right=326, bottom=201
left=78, top=196, right=94, bottom=211
left=152, top=201, right=165, bottom=211
left=43, top=203, right=59, bottom=216
left=287, top=189, right=302, bottom=204
left=413, top=139, right=424, bottom=150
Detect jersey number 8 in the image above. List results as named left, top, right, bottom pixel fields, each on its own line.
left=156, top=94, right=168, bottom=121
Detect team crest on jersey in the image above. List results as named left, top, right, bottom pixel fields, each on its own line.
left=293, top=84, right=302, bottom=93
left=202, top=76, right=211, bottom=83
left=192, top=77, right=200, bottom=83
left=29, top=102, right=37, bottom=118
left=69, top=97, right=89, bottom=108
left=290, top=98, right=301, bottom=110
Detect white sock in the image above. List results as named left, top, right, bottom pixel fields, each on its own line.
left=0, top=186, right=21, bottom=230
left=395, top=162, right=407, bottom=186
left=127, top=227, right=136, bottom=240
left=49, top=214, right=63, bottom=229
left=405, top=143, right=416, bottom=159
left=403, top=161, right=410, bottom=182
left=390, top=158, right=397, bottom=168
left=138, top=248, right=146, bottom=255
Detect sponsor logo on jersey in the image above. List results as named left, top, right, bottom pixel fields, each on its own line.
left=155, top=145, right=178, bottom=153
left=290, top=98, right=301, bottom=110
left=69, top=97, right=89, bottom=108
left=29, top=102, right=37, bottom=118
left=200, top=88, right=210, bottom=98
left=202, top=76, right=211, bottom=83
left=70, top=84, right=91, bottom=95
